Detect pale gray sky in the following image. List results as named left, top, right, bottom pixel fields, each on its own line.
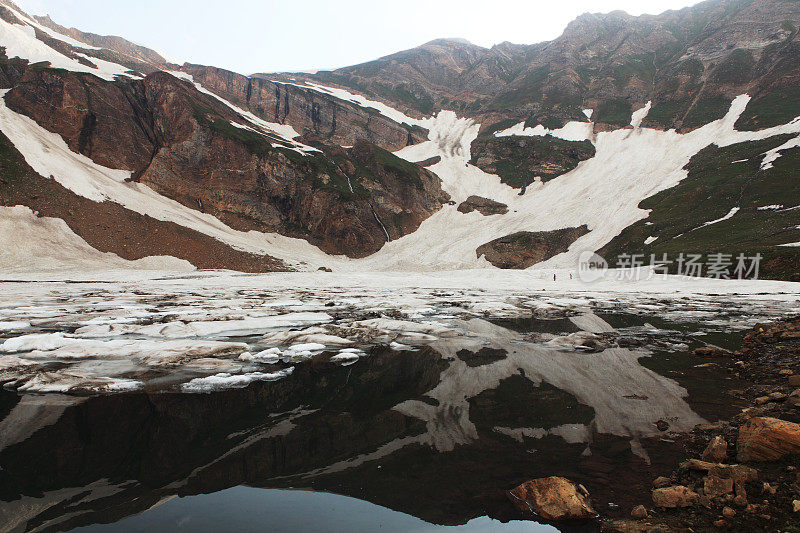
left=15, top=0, right=701, bottom=74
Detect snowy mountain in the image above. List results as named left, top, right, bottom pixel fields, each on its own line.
left=0, top=0, right=798, bottom=278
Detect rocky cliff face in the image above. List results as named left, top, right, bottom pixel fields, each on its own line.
left=183, top=64, right=426, bottom=152
left=2, top=63, right=447, bottom=260
left=295, top=0, right=800, bottom=134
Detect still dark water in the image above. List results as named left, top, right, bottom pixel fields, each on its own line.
left=0, top=312, right=747, bottom=533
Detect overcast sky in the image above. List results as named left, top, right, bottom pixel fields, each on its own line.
left=15, top=0, right=701, bottom=74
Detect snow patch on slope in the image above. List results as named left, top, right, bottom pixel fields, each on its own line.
left=760, top=132, right=800, bottom=170
left=0, top=12, right=135, bottom=80
left=494, top=120, right=593, bottom=142
left=0, top=205, right=193, bottom=272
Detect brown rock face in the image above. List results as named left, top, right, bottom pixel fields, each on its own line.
left=651, top=486, right=699, bottom=508
left=3, top=65, right=448, bottom=259
left=5, top=68, right=156, bottom=171
left=456, top=195, right=508, bottom=216
left=737, top=416, right=800, bottom=462
left=476, top=226, right=590, bottom=269
left=183, top=64, right=425, bottom=152
left=506, top=476, right=596, bottom=522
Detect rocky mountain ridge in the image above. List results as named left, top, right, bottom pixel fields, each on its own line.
left=0, top=0, right=797, bottom=277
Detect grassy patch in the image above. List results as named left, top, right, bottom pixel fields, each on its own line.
left=594, top=98, right=633, bottom=127
left=682, top=94, right=732, bottom=130
left=598, top=134, right=800, bottom=279
left=735, top=86, right=800, bottom=131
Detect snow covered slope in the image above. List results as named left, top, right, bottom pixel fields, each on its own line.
left=1, top=82, right=799, bottom=272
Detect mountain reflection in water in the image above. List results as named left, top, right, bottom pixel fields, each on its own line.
left=0, top=313, right=746, bottom=532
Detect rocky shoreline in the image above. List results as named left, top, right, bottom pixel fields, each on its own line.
left=506, top=315, right=800, bottom=532
left=601, top=315, right=800, bottom=531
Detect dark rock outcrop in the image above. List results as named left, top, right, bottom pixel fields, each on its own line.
left=456, top=195, right=508, bottom=215
left=476, top=225, right=590, bottom=269
left=470, top=135, right=595, bottom=188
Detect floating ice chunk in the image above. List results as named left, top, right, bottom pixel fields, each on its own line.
left=351, top=318, right=457, bottom=338
left=546, top=331, right=610, bottom=352
left=286, top=342, right=326, bottom=352
left=260, top=327, right=352, bottom=347
left=569, top=314, right=615, bottom=334
left=245, top=347, right=282, bottom=364
left=0, top=321, right=30, bottom=331
left=389, top=342, right=414, bottom=351
left=1, top=333, right=69, bottom=353
left=184, top=312, right=332, bottom=337
left=14, top=370, right=143, bottom=394
left=644, top=236, right=658, bottom=245
left=181, top=367, right=294, bottom=393
left=757, top=204, right=783, bottom=210
left=329, top=351, right=362, bottom=365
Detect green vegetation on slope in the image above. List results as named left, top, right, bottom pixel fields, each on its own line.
left=598, top=134, right=800, bottom=280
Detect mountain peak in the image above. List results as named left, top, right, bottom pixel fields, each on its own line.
left=423, top=37, right=479, bottom=48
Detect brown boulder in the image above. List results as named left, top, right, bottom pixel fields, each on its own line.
left=703, top=474, right=734, bottom=498
left=507, top=476, right=596, bottom=522
left=653, top=485, right=699, bottom=509
left=693, top=346, right=729, bottom=357
left=701, top=435, right=728, bottom=462
left=652, top=476, right=672, bottom=488
left=737, top=417, right=800, bottom=462
left=652, top=485, right=699, bottom=508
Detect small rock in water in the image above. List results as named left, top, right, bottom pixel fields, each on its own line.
left=779, top=369, right=794, bottom=376
left=701, top=435, right=728, bottom=462
left=630, top=505, right=648, bottom=519
left=507, top=476, right=596, bottom=522
left=794, top=500, right=800, bottom=513
left=789, top=375, right=800, bottom=387
left=769, top=392, right=787, bottom=401
left=655, top=419, right=670, bottom=432
left=722, top=506, right=736, bottom=518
